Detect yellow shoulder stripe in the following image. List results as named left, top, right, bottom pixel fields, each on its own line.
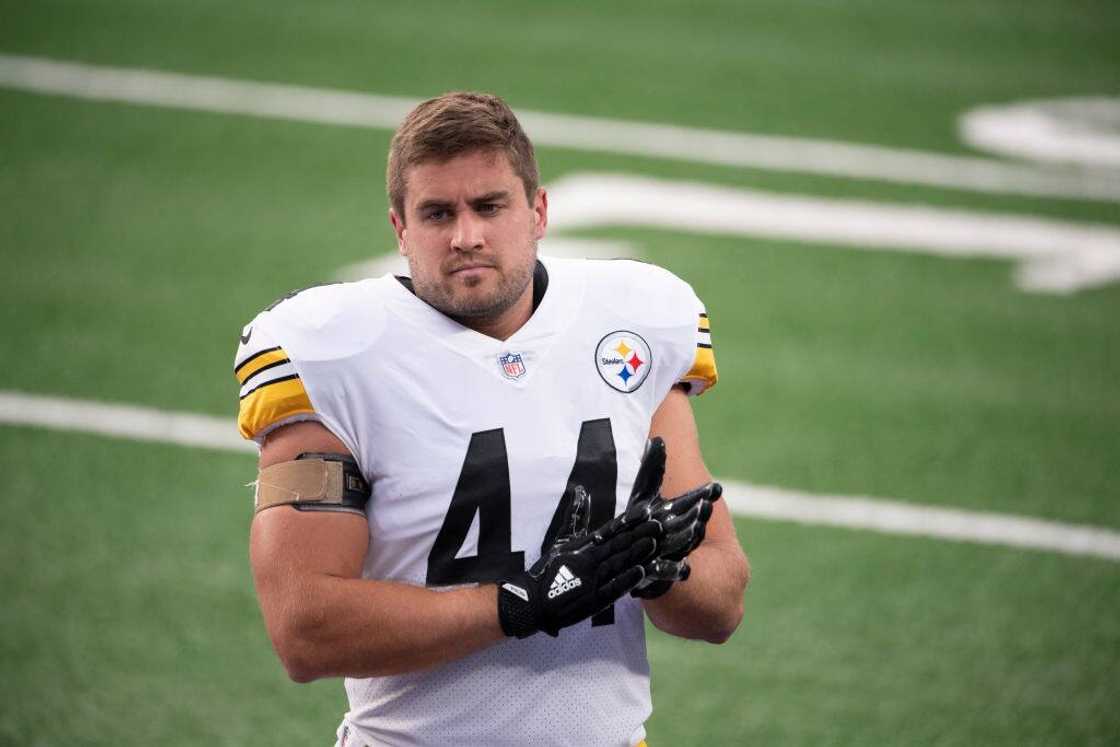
left=238, top=376, right=314, bottom=440
left=681, top=344, right=718, bottom=394
left=234, top=347, right=288, bottom=386
left=699, top=314, right=710, bottom=332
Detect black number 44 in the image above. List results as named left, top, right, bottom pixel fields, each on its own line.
left=426, top=418, right=619, bottom=626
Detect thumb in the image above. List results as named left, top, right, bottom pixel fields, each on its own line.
left=559, top=484, right=591, bottom=542
left=628, top=437, right=666, bottom=506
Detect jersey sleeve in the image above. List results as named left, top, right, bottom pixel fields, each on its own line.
left=233, top=320, right=318, bottom=443
left=677, top=302, right=718, bottom=396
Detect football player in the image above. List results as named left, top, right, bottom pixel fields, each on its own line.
left=236, top=92, right=749, bottom=746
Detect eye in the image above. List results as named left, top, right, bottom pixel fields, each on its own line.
left=424, top=208, right=450, bottom=222
left=476, top=202, right=501, bottom=216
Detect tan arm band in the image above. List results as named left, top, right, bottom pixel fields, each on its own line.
left=254, top=453, right=371, bottom=515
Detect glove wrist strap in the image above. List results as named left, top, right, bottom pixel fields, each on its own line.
left=497, top=581, right=539, bottom=639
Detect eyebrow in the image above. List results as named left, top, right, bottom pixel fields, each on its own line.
left=416, top=198, right=454, bottom=213
left=415, top=191, right=512, bottom=213
left=470, top=190, right=511, bottom=205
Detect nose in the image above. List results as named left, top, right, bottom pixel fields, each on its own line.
left=450, top=211, right=485, bottom=252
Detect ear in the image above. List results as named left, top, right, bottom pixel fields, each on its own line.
left=389, top=208, right=408, bottom=255
left=532, top=189, right=548, bottom=241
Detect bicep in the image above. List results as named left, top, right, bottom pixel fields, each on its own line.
left=250, top=422, right=369, bottom=622
left=250, top=507, right=368, bottom=587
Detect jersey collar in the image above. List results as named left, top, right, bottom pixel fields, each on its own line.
left=381, top=255, right=584, bottom=381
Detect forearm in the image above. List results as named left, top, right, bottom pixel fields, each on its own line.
left=641, top=539, right=749, bottom=643
left=642, top=387, right=749, bottom=641
left=263, top=573, right=505, bottom=681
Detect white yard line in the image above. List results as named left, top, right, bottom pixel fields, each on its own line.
left=2, top=53, right=1119, bottom=204
left=0, top=390, right=253, bottom=454
left=3, top=389, right=1118, bottom=562
left=544, top=173, right=1120, bottom=294
left=723, top=486, right=1120, bottom=562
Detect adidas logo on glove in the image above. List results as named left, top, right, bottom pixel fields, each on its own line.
left=547, top=565, right=583, bottom=599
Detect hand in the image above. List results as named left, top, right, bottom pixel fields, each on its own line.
left=497, top=485, right=661, bottom=638
left=622, top=438, right=722, bottom=599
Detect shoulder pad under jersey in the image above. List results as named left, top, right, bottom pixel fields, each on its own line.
left=232, top=278, right=391, bottom=441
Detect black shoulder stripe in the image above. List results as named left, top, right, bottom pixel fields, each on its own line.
left=240, top=357, right=291, bottom=386
left=234, top=346, right=282, bottom=374
left=697, top=342, right=713, bottom=349
left=699, top=312, right=709, bottom=319
left=697, top=326, right=710, bottom=333
left=238, top=373, right=301, bottom=401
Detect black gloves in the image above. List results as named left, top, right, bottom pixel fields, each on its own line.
left=497, top=485, right=661, bottom=638
left=626, top=438, right=722, bottom=599
left=496, top=438, right=723, bottom=637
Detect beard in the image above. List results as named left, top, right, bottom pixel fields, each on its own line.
left=406, top=245, right=536, bottom=323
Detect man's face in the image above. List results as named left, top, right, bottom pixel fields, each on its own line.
left=390, top=150, right=547, bottom=326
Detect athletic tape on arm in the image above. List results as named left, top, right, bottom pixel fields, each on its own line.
left=254, top=452, right=370, bottom=515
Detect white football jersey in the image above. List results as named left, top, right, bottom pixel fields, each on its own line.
left=234, top=256, right=717, bottom=747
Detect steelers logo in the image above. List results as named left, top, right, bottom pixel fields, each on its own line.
left=595, top=331, right=653, bottom=393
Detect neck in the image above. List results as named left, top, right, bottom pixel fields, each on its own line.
left=396, top=260, right=548, bottom=341
left=455, top=283, right=535, bottom=341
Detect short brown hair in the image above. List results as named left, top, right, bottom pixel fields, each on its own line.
left=387, top=92, right=539, bottom=220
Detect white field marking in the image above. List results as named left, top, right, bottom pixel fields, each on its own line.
left=960, top=97, right=1120, bottom=169
left=2, top=53, right=1120, bottom=204
left=3, top=389, right=1119, bottom=561
left=720, top=485, right=1120, bottom=561
left=0, top=390, right=254, bottom=454
left=539, top=172, right=1120, bottom=294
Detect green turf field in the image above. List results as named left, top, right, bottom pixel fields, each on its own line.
left=2, top=1, right=1118, bottom=744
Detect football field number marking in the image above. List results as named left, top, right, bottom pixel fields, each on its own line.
left=960, top=97, right=1120, bottom=169
left=3, top=389, right=1120, bottom=562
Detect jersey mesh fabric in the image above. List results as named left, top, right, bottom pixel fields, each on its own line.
left=342, top=600, right=649, bottom=746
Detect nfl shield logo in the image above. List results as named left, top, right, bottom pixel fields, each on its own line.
left=498, top=352, right=527, bottom=380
